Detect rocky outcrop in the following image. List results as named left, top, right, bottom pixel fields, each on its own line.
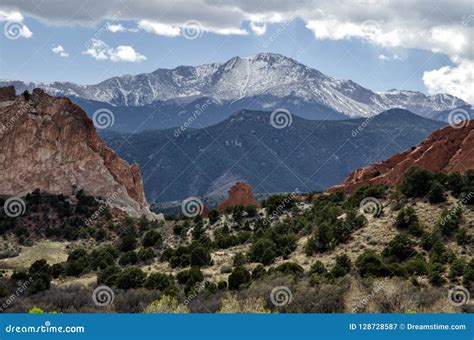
left=0, top=86, right=157, bottom=219
left=218, top=182, right=259, bottom=211
left=330, top=121, right=474, bottom=192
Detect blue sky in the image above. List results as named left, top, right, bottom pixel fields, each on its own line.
left=0, top=1, right=472, bottom=102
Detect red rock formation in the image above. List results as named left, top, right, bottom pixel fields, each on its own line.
left=330, top=121, right=474, bottom=192
left=218, top=181, right=259, bottom=211
left=0, top=86, right=156, bottom=218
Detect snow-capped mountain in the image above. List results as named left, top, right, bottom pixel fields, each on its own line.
left=1, top=53, right=465, bottom=119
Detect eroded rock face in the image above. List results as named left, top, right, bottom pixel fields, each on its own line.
left=0, top=87, right=156, bottom=218
left=330, top=121, right=474, bottom=192
left=218, top=181, right=259, bottom=211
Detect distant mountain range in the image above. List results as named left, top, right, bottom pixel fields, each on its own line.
left=1, top=53, right=466, bottom=132
left=101, top=108, right=445, bottom=203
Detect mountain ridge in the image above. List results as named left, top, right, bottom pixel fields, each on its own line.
left=330, top=120, right=474, bottom=192
left=1, top=53, right=465, bottom=124
left=101, top=107, right=445, bottom=203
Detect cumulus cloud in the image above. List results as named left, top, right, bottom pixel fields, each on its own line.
left=107, top=23, right=127, bottom=33
left=51, top=44, right=69, bottom=57
left=423, top=60, right=474, bottom=105
left=137, top=20, right=180, bottom=37
left=378, top=54, right=401, bottom=61
left=83, top=39, right=146, bottom=63
left=0, top=9, right=32, bottom=38
left=1, top=0, right=472, bottom=102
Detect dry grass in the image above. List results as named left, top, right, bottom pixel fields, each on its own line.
left=0, top=240, right=69, bottom=270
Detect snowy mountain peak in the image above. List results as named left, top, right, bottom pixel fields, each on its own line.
left=0, top=54, right=466, bottom=118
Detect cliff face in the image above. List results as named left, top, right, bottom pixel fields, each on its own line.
left=218, top=181, right=259, bottom=211
left=330, top=121, right=474, bottom=192
left=0, top=86, right=156, bottom=218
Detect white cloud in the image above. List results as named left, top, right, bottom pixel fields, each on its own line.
left=51, top=44, right=69, bottom=57
left=250, top=22, right=266, bottom=35
left=107, top=23, right=127, bottom=33
left=1, top=0, right=473, bottom=102
left=378, top=54, right=401, bottom=61
left=0, top=9, right=32, bottom=39
left=83, top=39, right=146, bottom=63
left=423, top=60, right=474, bottom=105
left=137, top=20, right=180, bottom=37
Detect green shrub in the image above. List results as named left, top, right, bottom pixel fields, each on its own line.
left=228, top=266, right=251, bottom=290
left=249, top=238, right=277, bottom=265
left=356, top=250, right=387, bottom=278
left=456, top=228, right=472, bottom=246
left=115, top=267, right=146, bottom=290
left=437, top=206, right=462, bottom=236
left=449, top=258, right=466, bottom=279
left=190, top=245, right=212, bottom=267
left=310, top=261, right=327, bottom=275
left=176, top=267, right=203, bottom=285
left=144, top=273, right=174, bottom=291
left=208, top=210, right=220, bottom=225
left=403, top=256, right=428, bottom=275
left=330, top=255, right=352, bottom=278
left=233, top=252, right=247, bottom=267
left=394, top=207, right=423, bottom=236
left=275, top=262, right=304, bottom=276
left=251, top=265, right=267, bottom=280
left=428, top=261, right=445, bottom=286
left=383, top=234, right=416, bottom=262
left=97, top=265, right=121, bottom=286
left=400, top=168, right=434, bottom=198
left=462, top=259, right=474, bottom=287
left=142, top=230, right=162, bottom=248
left=119, top=251, right=138, bottom=266
left=263, top=194, right=295, bottom=215
left=427, top=181, right=446, bottom=203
